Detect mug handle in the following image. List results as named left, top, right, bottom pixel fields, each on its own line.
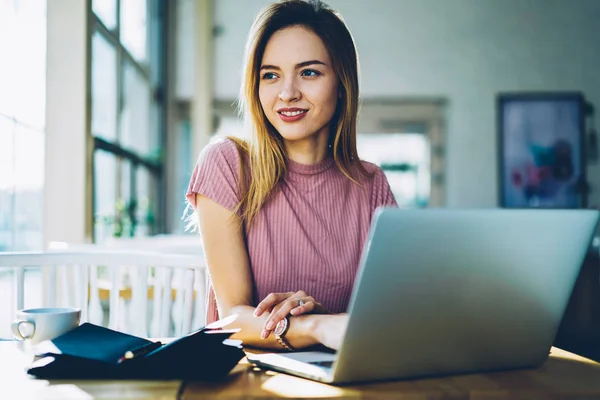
left=11, top=320, right=35, bottom=341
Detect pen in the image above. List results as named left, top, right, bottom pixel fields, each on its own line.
left=117, top=341, right=162, bottom=363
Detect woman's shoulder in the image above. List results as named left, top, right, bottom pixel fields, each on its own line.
left=359, top=160, right=382, bottom=174
left=200, top=137, right=241, bottom=162
left=358, top=160, right=386, bottom=182
left=197, top=136, right=249, bottom=171
left=357, top=159, right=397, bottom=208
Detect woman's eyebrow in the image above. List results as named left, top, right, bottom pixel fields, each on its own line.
left=295, top=60, right=326, bottom=69
left=260, top=60, right=327, bottom=71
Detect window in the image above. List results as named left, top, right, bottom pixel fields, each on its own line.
left=0, top=0, right=46, bottom=340
left=93, top=0, right=117, bottom=30
left=357, top=100, right=447, bottom=207
left=120, top=0, right=149, bottom=62
left=91, top=31, right=118, bottom=143
left=358, top=133, right=431, bottom=208
left=91, top=0, right=165, bottom=242
left=0, top=0, right=46, bottom=251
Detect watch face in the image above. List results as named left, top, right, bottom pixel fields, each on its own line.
left=274, top=318, right=288, bottom=336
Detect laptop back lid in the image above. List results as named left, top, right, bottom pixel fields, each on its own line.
left=332, top=209, right=599, bottom=384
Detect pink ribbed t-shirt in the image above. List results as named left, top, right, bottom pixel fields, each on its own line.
left=186, top=138, right=398, bottom=324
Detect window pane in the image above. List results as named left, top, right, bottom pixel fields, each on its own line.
left=0, top=117, right=43, bottom=251
left=93, top=0, right=117, bottom=30
left=120, top=0, right=148, bottom=62
left=94, top=150, right=118, bottom=243
left=119, top=158, right=133, bottom=237
left=0, top=1, right=45, bottom=253
left=0, top=116, right=15, bottom=251
left=135, top=167, right=157, bottom=237
left=0, top=115, right=16, bottom=192
left=0, top=0, right=46, bottom=128
left=14, top=124, right=44, bottom=193
left=357, top=133, right=431, bottom=208
left=92, top=31, right=118, bottom=142
left=14, top=124, right=44, bottom=251
left=120, top=61, right=151, bottom=156
left=149, top=101, right=162, bottom=159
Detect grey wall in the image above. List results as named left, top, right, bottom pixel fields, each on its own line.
left=211, top=0, right=600, bottom=207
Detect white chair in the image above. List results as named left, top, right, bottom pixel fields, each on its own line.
left=48, top=234, right=208, bottom=335
left=103, top=234, right=204, bottom=255
left=0, top=250, right=206, bottom=338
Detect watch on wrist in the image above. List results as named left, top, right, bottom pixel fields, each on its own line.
left=274, top=316, right=295, bottom=351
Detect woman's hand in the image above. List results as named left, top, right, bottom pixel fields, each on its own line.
left=254, top=291, right=328, bottom=339
left=310, top=314, right=349, bottom=351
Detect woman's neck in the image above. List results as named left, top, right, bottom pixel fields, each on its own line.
left=284, top=128, right=330, bottom=165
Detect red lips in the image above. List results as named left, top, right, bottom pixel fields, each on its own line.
left=277, top=107, right=308, bottom=122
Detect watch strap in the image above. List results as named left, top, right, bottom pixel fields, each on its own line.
left=275, top=334, right=296, bottom=351
left=274, top=316, right=295, bottom=351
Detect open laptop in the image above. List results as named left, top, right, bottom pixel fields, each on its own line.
left=247, top=208, right=600, bottom=384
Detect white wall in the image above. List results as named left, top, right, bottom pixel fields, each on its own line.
left=213, top=0, right=600, bottom=208
left=45, top=0, right=92, bottom=246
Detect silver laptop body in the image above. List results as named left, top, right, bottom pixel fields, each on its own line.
left=248, top=208, right=600, bottom=384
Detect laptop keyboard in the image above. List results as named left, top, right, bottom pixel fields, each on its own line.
left=308, top=360, right=334, bottom=368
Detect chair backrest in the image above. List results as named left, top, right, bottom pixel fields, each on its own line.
left=0, top=250, right=206, bottom=338
left=101, top=234, right=204, bottom=255
left=48, top=234, right=207, bottom=334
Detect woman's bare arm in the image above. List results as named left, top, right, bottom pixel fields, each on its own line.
left=195, top=194, right=320, bottom=349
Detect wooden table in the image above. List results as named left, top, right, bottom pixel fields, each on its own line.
left=3, top=341, right=600, bottom=399
left=0, top=341, right=180, bottom=400
left=182, top=348, right=600, bottom=399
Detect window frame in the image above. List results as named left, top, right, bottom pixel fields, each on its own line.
left=90, top=0, right=167, bottom=241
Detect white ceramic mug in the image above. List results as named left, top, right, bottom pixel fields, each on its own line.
left=11, top=308, right=81, bottom=344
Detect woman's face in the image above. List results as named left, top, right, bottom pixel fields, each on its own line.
left=258, top=25, right=339, bottom=145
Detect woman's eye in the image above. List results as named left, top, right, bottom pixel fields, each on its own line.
left=301, top=69, right=320, bottom=77
left=261, top=72, right=277, bottom=80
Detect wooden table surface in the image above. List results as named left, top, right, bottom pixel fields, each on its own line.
left=182, top=347, right=600, bottom=399
left=0, top=341, right=180, bottom=400
left=3, top=341, right=600, bottom=399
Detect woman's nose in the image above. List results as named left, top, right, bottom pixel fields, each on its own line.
left=278, top=79, right=301, bottom=102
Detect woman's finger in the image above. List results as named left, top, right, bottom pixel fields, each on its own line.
left=290, top=300, right=315, bottom=316
left=284, top=291, right=310, bottom=316
left=260, top=299, right=290, bottom=339
left=263, top=299, right=296, bottom=331
left=254, top=292, right=293, bottom=317
left=261, top=299, right=301, bottom=339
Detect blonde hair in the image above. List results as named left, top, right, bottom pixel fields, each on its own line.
left=231, top=0, right=371, bottom=227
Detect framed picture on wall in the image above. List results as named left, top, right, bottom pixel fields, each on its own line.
left=497, top=92, right=587, bottom=208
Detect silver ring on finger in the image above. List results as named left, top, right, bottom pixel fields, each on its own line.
left=296, top=298, right=305, bottom=307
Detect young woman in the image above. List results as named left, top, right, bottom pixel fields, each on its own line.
left=186, top=0, right=397, bottom=351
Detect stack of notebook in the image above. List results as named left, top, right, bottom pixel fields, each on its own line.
left=27, top=322, right=245, bottom=380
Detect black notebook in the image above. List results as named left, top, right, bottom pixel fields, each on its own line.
left=27, top=322, right=245, bottom=380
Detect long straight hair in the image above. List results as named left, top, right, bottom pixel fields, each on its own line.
left=232, top=0, right=371, bottom=227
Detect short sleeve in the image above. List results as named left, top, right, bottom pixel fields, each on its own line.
left=370, top=166, right=398, bottom=213
left=185, top=138, right=242, bottom=213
